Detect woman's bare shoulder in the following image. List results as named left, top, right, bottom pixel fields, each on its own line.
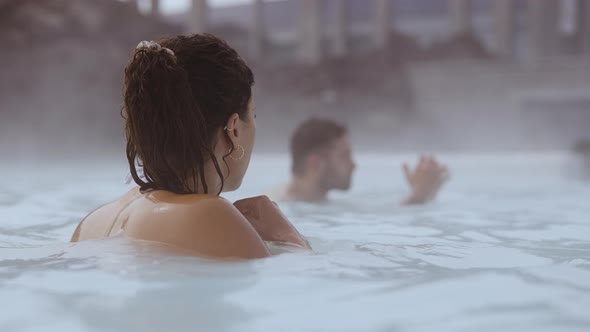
left=71, top=187, right=143, bottom=242
left=127, top=194, right=271, bottom=259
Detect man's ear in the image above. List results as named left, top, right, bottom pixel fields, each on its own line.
left=307, top=154, right=324, bottom=174
left=224, top=113, right=240, bottom=138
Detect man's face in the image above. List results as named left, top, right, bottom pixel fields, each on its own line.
left=319, top=134, right=356, bottom=191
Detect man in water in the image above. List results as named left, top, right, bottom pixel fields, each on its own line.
left=270, top=118, right=449, bottom=204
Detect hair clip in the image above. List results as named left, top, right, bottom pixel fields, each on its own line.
left=136, top=40, right=176, bottom=58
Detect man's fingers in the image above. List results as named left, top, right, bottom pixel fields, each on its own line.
left=427, top=156, right=436, bottom=169
left=403, top=163, right=411, bottom=179
left=417, top=156, right=429, bottom=171
left=430, top=156, right=440, bottom=168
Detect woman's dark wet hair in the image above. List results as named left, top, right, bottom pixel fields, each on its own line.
left=123, top=34, right=254, bottom=194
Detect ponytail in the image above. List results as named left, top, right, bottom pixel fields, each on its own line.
left=123, top=40, right=224, bottom=194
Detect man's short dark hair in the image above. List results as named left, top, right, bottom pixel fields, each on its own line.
left=290, top=118, right=348, bottom=176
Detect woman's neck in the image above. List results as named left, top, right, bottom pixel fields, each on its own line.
left=185, top=159, right=225, bottom=195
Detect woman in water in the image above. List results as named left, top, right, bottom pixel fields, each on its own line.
left=71, top=34, right=310, bottom=259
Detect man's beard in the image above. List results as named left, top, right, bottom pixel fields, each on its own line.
left=319, top=169, right=352, bottom=192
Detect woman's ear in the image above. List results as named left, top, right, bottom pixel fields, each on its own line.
left=224, top=113, right=240, bottom=139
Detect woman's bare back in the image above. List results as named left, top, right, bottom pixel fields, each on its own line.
left=71, top=188, right=270, bottom=260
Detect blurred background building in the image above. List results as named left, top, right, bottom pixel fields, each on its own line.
left=0, top=0, right=589, bottom=158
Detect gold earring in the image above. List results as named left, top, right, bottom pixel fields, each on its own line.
left=228, top=145, right=245, bottom=160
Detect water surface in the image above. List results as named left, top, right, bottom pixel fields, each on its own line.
left=1, top=154, right=589, bottom=332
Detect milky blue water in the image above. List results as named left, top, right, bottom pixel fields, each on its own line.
left=1, top=153, right=589, bottom=332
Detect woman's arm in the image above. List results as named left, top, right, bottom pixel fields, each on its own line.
left=233, top=196, right=312, bottom=250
